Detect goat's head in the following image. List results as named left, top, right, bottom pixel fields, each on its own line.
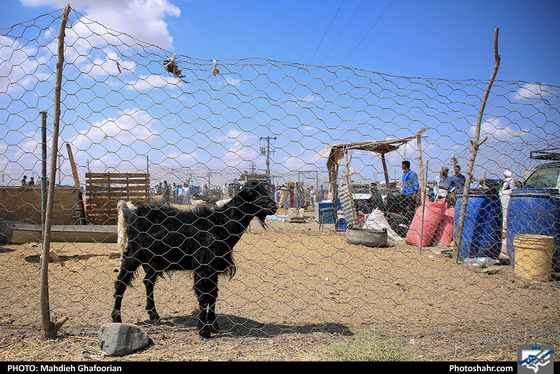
left=237, top=181, right=277, bottom=226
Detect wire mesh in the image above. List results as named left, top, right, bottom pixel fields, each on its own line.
left=0, top=9, right=559, bottom=360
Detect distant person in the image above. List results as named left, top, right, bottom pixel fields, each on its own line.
left=501, top=170, right=516, bottom=193
left=279, top=185, right=289, bottom=209
left=436, top=167, right=450, bottom=186
left=317, top=185, right=324, bottom=202
left=432, top=166, right=450, bottom=202
left=401, top=160, right=419, bottom=220
left=28, top=177, right=35, bottom=186
left=21, top=175, right=27, bottom=186
left=162, top=180, right=170, bottom=205
left=449, top=165, right=466, bottom=192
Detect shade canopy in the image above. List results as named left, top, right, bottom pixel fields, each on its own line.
left=321, top=127, right=427, bottom=193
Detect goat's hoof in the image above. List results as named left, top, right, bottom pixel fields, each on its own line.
left=209, top=321, right=220, bottom=333
left=111, top=311, right=122, bottom=323
left=147, top=312, right=160, bottom=323
left=198, top=327, right=213, bottom=340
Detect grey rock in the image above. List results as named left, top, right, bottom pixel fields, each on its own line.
left=98, top=323, right=150, bottom=356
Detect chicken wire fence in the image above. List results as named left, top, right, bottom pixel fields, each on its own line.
left=1, top=9, right=559, bottom=360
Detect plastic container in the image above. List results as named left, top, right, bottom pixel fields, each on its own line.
left=506, top=188, right=560, bottom=270
left=336, top=217, right=348, bottom=230
left=405, top=200, right=446, bottom=247
left=463, top=257, right=500, bottom=268
left=513, top=234, right=554, bottom=281
left=454, top=189, right=503, bottom=261
left=316, top=202, right=334, bottom=224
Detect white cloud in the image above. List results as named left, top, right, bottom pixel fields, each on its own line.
left=164, top=151, right=198, bottom=167
left=471, top=118, right=529, bottom=142
left=279, top=149, right=324, bottom=172
left=0, top=35, right=50, bottom=94
left=81, top=50, right=136, bottom=78
left=224, top=76, right=241, bottom=86
left=513, top=82, right=555, bottom=101
left=20, top=0, right=181, bottom=49
left=215, top=129, right=259, bottom=168
left=69, top=108, right=160, bottom=152
left=125, top=74, right=182, bottom=91
left=216, top=129, right=254, bottom=143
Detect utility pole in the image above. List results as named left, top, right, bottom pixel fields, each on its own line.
left=260, top=136, right=277, bottom=177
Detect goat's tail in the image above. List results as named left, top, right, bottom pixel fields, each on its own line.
left=117, top=200, right=137, bottom=256
left=117, top=200, right=136, bottom=223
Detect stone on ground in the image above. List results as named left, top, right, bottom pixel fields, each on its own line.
left=98, top=322, right=150, bottom=356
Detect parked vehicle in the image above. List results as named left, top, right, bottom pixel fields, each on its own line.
left=521, top=161, right=560, bottom=190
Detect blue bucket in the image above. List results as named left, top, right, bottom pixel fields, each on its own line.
left=506, top=188, right=560, bottom=269
left=455, top=189, right=503, bottom=261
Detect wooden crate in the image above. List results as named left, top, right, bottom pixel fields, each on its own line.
left=85, top=172, right=150, bottom=225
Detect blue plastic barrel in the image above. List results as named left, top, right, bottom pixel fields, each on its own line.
left=317, top=202, right=334, bottom=224
left=455, top=189, right=503, bottom=261
left=506, top=188, right=560, bottom=269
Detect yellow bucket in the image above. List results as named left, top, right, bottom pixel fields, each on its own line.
left=513, top=234, right=554, bottom=281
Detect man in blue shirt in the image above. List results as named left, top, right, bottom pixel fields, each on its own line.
left=449, top=165, right=466, bottom=192
left=401, top=160, right=419, bottom=221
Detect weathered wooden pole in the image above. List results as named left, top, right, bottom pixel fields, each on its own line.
left=452, top=28, right=500, bottom=263
left=40, top=4, right=71, bottom=339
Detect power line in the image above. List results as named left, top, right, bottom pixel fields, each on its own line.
left=266, top=1, right=346, bottom=138
left=320, top=0, right=364, bottom=65
left=307, top=0, right=346, bottom=64
left=342, top=0, right=396, bottom=65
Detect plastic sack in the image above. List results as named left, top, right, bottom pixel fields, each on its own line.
left=432, top=206, right=455, bottom=247
left=405, top=200, right=446, bottom=247
left=364, top=209, right=403, bottom=241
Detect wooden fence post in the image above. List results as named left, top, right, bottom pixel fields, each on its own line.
left=452, top=28, right=501, bottom=263
left=40, top=4, right=71, bottom=339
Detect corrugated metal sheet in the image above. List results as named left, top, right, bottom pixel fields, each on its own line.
left=339, top=183, right=357, bottom=228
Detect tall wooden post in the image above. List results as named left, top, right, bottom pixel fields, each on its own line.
left=40, top=4, right=71, bottom=339
left=452, top=28, right=500, bottom=263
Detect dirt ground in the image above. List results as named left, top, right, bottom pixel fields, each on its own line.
left=0, top=216, right=559, bottom=362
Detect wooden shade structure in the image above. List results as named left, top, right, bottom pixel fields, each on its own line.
left=321, top=127, right=428, bottom=201
left=318, top=127, right=427, bottom=227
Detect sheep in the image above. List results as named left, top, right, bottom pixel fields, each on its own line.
left=111, top=181, right=277, bottom=339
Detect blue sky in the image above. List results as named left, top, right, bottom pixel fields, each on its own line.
left=1, top=0, right=559, bottom=187
left=2, top=0, right=559, bottom=84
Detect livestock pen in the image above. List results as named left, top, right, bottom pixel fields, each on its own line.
left=1, top=8, right=559, bottom=362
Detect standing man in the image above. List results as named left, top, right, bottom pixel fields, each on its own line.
left=401, top=160, right=419, bottom=221
left=162, top=180, right=170, bottom=205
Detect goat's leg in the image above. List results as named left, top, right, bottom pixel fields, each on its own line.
left=204, top=273, right=220, bottom=333
left=207, top=299, right=220, bottom=333
left=143, top=266, right=160, bottom=322
left=193, top=271, right=219, bottom=339
left=112, top=255, right=140, bottom=322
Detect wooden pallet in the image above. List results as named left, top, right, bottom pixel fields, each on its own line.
left=85, top=172, right=150, bottom=225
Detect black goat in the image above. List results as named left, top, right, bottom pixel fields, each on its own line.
left=111, top=181, right=277, bottom=339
